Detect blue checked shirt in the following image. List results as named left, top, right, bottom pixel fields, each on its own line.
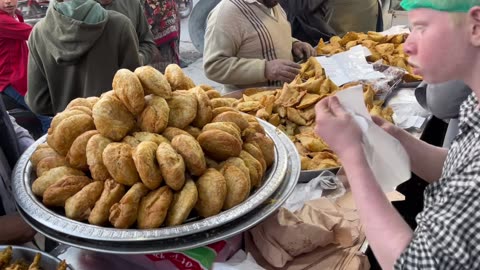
left=395, top=94, right=480, bottom=269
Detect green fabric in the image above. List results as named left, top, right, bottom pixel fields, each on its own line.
left=401, top=0, right=480, bottom=12
left=55, top=0, right=105, bottom=24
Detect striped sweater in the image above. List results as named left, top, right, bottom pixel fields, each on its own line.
left=203, top=0, right=297, bottom=92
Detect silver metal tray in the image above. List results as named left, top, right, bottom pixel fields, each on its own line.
left=13, top=120, right=292, bottom=242
left=17, top=127, right=301, bottom=253
left=0, top=245, right=72, bottom=269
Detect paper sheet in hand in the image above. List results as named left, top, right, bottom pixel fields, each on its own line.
left=334, top=86, right=411, bottom=191
left=316, top=45, right=385, bottom=86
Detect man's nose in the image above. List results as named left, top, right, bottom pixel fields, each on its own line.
left=403, top=35, right=416, bottom=56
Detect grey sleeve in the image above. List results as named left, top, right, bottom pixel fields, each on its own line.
left=7, top=114, right=34, bottom=153
left=425, top=80, right=472, bottom=120
left=135, top=1, right=157, bottom=65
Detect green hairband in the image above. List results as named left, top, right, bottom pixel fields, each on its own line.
left=401, top=0, right=480, bottom=12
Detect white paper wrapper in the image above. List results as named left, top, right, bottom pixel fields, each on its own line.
left=335, top=86, right=411, bottom=191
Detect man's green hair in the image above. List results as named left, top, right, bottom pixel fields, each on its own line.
left=401, top=0, right=480, bottom=12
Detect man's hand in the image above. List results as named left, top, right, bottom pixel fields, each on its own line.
left=372, top=116, right=401, bottom=138
left=265, top=59, right=301, bottom=83
left=292, top=41, right=316, bottom=60
left=0, top=214, right=36, bottom=245
left=314, top=96, right=363, bottom=158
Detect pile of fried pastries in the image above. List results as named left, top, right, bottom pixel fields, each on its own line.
left=218, top=57, right=393, bottom=171
left=0, top=246, right=67, bottom=270
left=316, top=31, right=422, bottom=82
left=29, top=64, right=275, bottom=229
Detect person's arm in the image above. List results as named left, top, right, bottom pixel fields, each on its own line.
left=373, top=116, right=447, bottom=183
left=0, top=214, right=36, bottom=245
left=0, top=16, right=32, bottom=40
left=135, top=1, right=157, bottom=65
left=118, top=19, right=142, bottom=70
left=7, top=113, right=34, bottom=153
left=314, top=97, right=413, bottom=270
left=25, top=40, right=54, bottom=116
left=203, top=23, right=267, bottom=85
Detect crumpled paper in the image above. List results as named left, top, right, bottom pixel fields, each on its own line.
left=284, top=170, right=345, bottom=212
left=213, top=250, right=265, bottom=270
left=247, top=198, right=367, bottom=269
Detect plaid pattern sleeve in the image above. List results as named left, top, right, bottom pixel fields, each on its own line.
left=395, top=94, right=480, bottom=269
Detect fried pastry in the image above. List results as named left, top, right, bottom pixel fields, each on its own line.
left=137, top=186, right=173, bottom=229
left=123, top=132, right=170, bottom=147
left=156, top=142, right=186, bottom=191
left=167, top=90, right=197, bottom=128
left=195, top=168, right=227, bottom=217
left=89, top=179, right=126, bottom=226
left=183, top=126, right=202, bottom=138
left=221, top=164, right=250, bottom=209
left=109, top=182, right=149, bottom=229
left=30, top=145, right=61, bottom=168
left=92, top=94, right=135, bottom=141
left=202, top=122, right=241, bottom=142
left=221, top=157, right=251, bottom=185
left=212, top=111, right=249, bottom=131
left=209, top=98, right=237, bottom=108
left=197, top=129, right=242, bottom=161
left=66, top=130, right=99, bottom=171
left=48, top=109, right=89, bottom=135
left=112, top=69, right=145, bottom=115
left=48, top=114, right=95, bottom=156
left=211, top=106, right=237, bottom=118
left=86, top=134, right=112, bottom=181
left=205, top=89, right=221, bottom=99
left=243, top=142, right=267, bottom=173
left=65, top=181, right=104, bottom=221
left=245, top=133, right=275, bottom=167
left=166, top=178, right=198, bottom=226
left=239, top=150, right=264, bottom=189
left=132, top=141, right=163, bottom=190
left=102, top=143, right=140, bottom=186
left=32, top=166, right=85, bottom=197
left=35, top=155, right=68, bottom=177
left=66, top=97, right=99, bottom=109
left=134, top=65, right=172, bottom=99
left=138, top=95, right=169, bottom=133
left=66, top=106, right=92, bottom=116
left=171, top=134, right=206, bottom=176
left=162, top=127, right=192, bottom=141
left=164, top=63, right=195, bottom=90
left=43, top=175, right=91, bottom=207
left=190, top=86, right=213, bottom=128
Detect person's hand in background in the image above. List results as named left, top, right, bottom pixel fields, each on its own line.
left=0, top=214, right=36, bottom=245
left=292, top=41, right=316, bottom=60
left=265, top=59, right=301, bottom=83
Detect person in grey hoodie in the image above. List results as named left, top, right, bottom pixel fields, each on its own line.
left=26, top=0, right=141, bottom=116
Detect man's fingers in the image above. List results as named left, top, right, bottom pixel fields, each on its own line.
left=328, top=96, right=347, bottom=117
left=283, top=61, right=301, bottom=69
left=372, top=115, right=386, bottom=126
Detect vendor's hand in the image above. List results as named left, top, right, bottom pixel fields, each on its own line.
left=265, top=59, right=301, bottom=83
left=0, top=214, right=36, bottom=245
left=292, top=41, right=316, bottom=60
left=314, top=96, right=363, bottom=158
left=372, top=116, right=401, bottom=138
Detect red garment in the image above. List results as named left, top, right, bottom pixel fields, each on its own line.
left=0, top=10, right=32, bottom=96
left=144, top=0, right=180, bottom=46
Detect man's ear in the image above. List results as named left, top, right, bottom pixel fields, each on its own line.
left=469, top=7, right=480, bottom=46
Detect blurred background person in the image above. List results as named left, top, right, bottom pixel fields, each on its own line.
left=203, top=0, right=315, bottom=92
left=143, top=0, right=181, bottom=72
left=26, top=0, right=141, bottom=116
left=96, top=0, right=157, bottom=65
left=0, top=0, right=51, bottom=134
left=0, top=97, right=36, bottom=245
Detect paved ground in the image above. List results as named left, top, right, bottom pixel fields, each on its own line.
left=178, top=0, right=224, bottom=91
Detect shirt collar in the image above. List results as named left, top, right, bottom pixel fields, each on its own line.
left=459, top=93, right=480, bottom=134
